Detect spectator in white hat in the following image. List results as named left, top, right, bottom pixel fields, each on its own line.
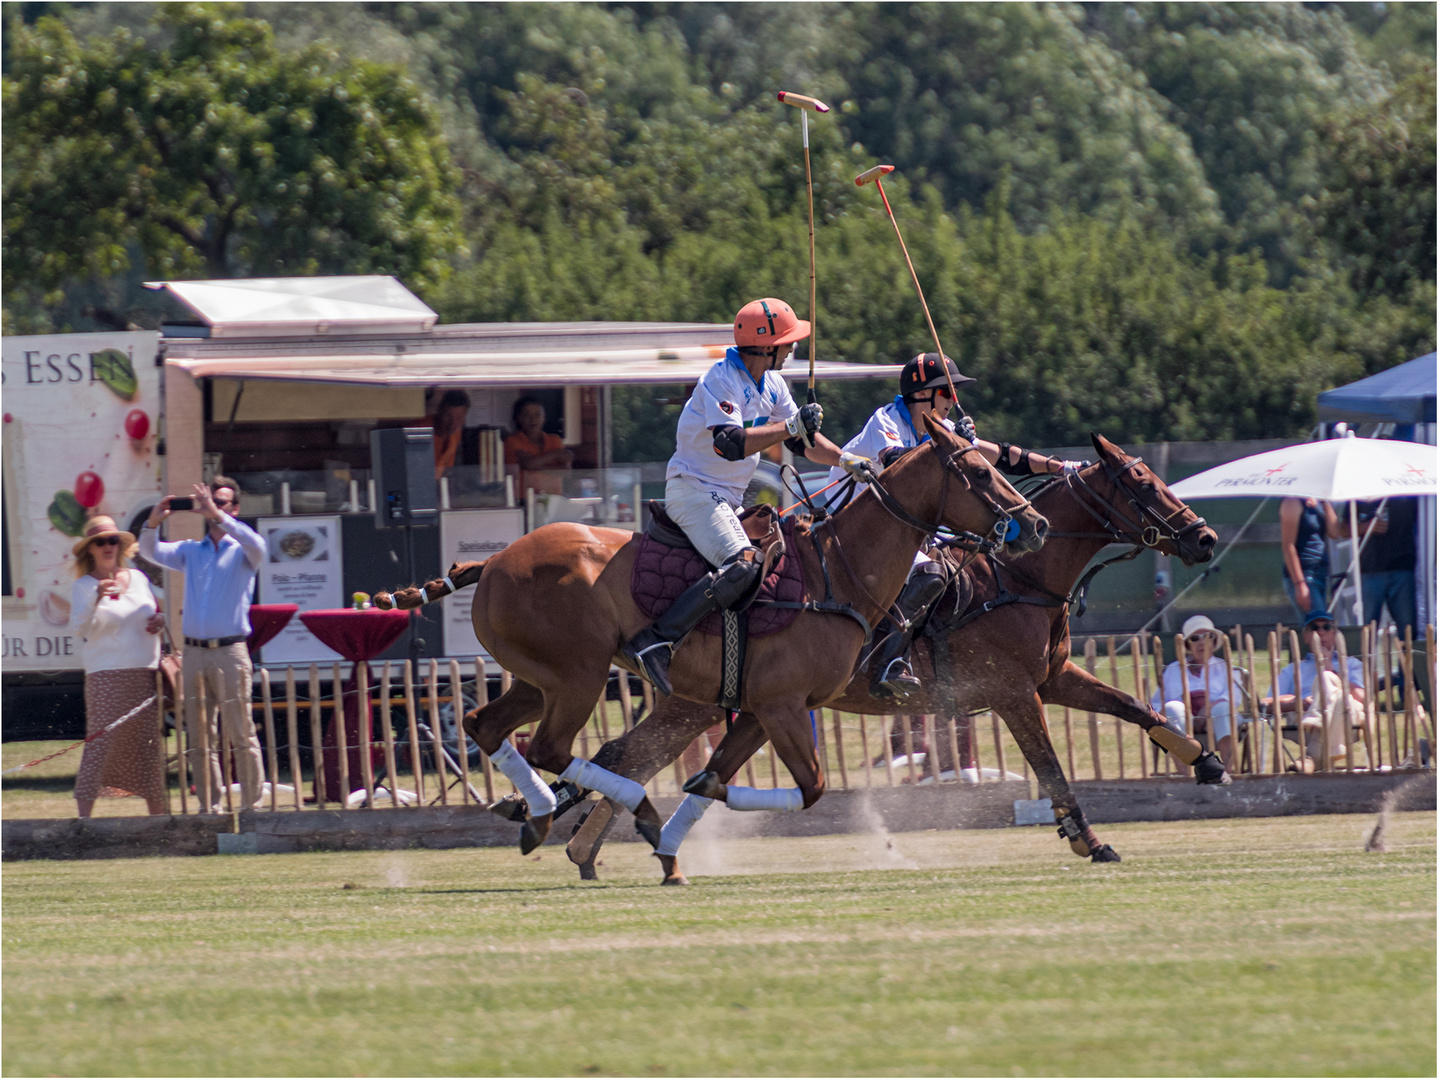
left=1150, top=615, right=1245, bottom=769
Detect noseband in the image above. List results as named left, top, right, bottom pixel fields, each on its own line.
left=1052, top=455, right=1207, bottom=549
left=865, top=440, right=1032, bottom=548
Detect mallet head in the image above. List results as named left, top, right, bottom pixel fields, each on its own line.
left=855, top=164, right=895, bottom=187
left=777, top=91, right=831, bottom=113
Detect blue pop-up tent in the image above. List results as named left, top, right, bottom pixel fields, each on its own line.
left=1317, top=352, right=1436, bottom=424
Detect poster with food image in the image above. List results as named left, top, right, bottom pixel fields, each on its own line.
left=257, top=515, right=343, bottom=664
left=1, top=331, right=162, bottom=673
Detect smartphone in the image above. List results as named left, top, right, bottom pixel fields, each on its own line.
left=168, top=497, right=195, bottom=511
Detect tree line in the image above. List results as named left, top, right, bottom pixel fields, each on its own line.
left=3, top=2, right=1433, bottom=456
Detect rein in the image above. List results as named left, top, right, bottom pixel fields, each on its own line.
left=1047, top=455, right=1208, bottom=550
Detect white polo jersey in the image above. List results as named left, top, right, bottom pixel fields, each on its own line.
left=825, top=397, right=955, bottom=505
left=666, top=348, right=800, bottom=506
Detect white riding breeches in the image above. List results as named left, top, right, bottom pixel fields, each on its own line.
left=664, top=475, right=751, bottom=567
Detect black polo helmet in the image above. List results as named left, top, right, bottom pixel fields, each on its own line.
left=899, top=353, right=976, bottom=399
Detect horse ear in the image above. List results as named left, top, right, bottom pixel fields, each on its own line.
left=1090, top=432, right=1114, bottom=458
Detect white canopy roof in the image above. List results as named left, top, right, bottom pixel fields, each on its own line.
left=163, top=319, right=904, bottom=387
left=145, top=276, right=437, bottom=337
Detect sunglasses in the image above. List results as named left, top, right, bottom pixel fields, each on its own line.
left=213, top=498, right=236, bottom=507
left=1186, top=633, right=1218, bottom=645
left=90, top=536, right=121, bottom=547
left=928, top=387, right=955, bottom=401
left=1308, top=621, right=1335, bottom=632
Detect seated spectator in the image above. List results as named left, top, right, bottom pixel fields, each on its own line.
left=429, top=388, right=471, bottom=479
left=504, top=395, right=574, bottom=495
left=1261, top=608, right=1366, bottom=768
left=1151, top=615, right=1245, bottom=769
left=1355, top=496, right=1417, bottom=637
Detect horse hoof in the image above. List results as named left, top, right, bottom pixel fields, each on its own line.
left=1090, top=844, right=1121, bottom=863
left=576, top=861, right=599, bottom=881
left=1193, top=751, right=1232, bottom=785
left=519, top=813, right=552, bottom=855
left=634, top=817, right=663, bottom=849
left=489, top=794, right=529, bottom=822
left=682, top=770, right=725, bottom=799
left=656, top=853, right=688, bottom=886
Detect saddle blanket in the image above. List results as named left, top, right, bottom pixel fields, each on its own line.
left=631, top=517, right=806, bottom=638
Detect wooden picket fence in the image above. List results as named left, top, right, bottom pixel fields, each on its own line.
left=162, top=624, right=1435, bottom=814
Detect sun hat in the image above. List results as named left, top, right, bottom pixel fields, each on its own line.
left=71, top=514, right=135, bottom=558
left=1181, top=614, right=1220, bottom=643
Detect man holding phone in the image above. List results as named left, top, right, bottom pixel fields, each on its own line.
left=139, top=477, right=267, bottom=812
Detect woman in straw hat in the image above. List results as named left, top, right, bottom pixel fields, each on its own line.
left=1149, top=615, right=1246, bottom=770
left=68, top=515, right=168, bottom=817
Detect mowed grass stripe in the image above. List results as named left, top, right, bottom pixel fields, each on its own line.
left=4, top=814, right=1433, bottom=1077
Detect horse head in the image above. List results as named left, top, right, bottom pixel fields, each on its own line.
left=903, top=414, right=1048, bottom=553
left=1080, top=433, right=1216, bottom=565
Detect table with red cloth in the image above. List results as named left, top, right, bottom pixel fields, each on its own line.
left=246, top=604, right=298, bottom=658
left=298, top=608, right=412, bottom=803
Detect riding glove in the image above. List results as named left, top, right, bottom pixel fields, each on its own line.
left=954, top=413, right=978, bottom=443
left=1058, top=459, right=1089, bottom=476
left=839, top=451, right=878, bottom=483
left=785, top=402, right=824, bottom=442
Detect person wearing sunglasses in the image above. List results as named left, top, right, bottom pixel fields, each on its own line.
left=69, top=515, right=169, bottom=818
left=140, top=477, right=268, bottom=812
left=1261, top=608, right=1366, bottom=769
left=1148, top=615, right=1245, bottom=769
left=822, top=352, right=1084, bottom=700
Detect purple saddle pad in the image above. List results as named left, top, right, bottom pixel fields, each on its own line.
left=631, top=517, right=807, bottom=638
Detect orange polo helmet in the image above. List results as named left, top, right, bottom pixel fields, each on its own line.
left=733, top=298, right=811, bottom=348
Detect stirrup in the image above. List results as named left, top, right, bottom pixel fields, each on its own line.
left=621, top=634, right=676, bottom=696
left=872, top=658, right=920, bottom=701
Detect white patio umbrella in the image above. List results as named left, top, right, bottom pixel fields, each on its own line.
left=1171, top=433, right=1438, bottom=623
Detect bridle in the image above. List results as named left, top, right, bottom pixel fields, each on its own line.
left=1048, top=454, right=1208, bottom=551
left=864, top=440, right=1032, bottom=549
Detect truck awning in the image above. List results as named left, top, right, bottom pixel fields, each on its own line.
left=163, top=322, right=905, bottom=387
left=146, top=276, right=438, bottom=337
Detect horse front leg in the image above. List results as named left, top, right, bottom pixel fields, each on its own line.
left=1040, top=660, right=1230, bottom=785
left=993, top=687, right=1120, bottom=863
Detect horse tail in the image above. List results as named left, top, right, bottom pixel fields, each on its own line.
left=374, top=561, right=486, bottom=611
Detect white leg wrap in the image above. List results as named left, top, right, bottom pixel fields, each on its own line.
left=724, top=785, right=803, bottom=812
left=559, top=757, right=647, bottom=813
left=656, top=794, right=713, bottom=856
left=489, top=741, right=558, bottom=817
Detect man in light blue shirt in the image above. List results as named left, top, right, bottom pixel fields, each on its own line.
left=140, top=478, right=266, bottom=811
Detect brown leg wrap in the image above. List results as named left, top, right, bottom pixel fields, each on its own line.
left=1147, top=720, right=1202, bottom=766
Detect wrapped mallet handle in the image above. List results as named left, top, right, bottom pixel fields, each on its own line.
left=777, top=91, right=831, bottom=113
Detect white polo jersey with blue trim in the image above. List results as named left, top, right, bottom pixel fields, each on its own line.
left=666, top=348, right=800, bottom=506
left=825, top=398, right=955, bottom=502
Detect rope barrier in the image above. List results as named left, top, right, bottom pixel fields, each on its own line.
left=1, top=694, right=158, bottom=775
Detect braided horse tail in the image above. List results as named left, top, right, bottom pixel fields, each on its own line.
left=373, top=561, right=485, bottom=611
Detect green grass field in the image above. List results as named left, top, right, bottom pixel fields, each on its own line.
left=3, top=813, right=1433, bottom=1077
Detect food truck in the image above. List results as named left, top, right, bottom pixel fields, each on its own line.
left=3, top=276, right=901, bottom=737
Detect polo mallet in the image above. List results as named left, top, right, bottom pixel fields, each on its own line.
left=855, top=164, right=959, bottom=404
left=778, top=91, right=830, bottom=410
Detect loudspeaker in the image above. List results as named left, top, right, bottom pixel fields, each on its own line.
left=370, top=427, right=439, bottom=528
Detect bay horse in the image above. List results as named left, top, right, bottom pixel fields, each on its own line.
left=374, top=416, right=1047, bottom=855
left=530, top=434, right=1222, bottom=882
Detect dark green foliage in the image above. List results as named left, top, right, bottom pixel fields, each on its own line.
left=3, top=2, right=1432, bottom=455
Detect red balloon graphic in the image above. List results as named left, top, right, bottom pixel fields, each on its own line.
left=74, top=471, right=104, bottom=508
left=124, top=409, right=150, bottom=440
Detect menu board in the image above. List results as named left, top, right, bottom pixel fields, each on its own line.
left=257, top=515, right=344, bottom=663
left=439, top=509, right=525, bottom=660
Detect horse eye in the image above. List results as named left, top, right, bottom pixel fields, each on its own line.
left=1141, top=482, right=1154, bottom=494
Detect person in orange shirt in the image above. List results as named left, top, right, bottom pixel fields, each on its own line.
left=504, top=396, right=574, bottom=494
left=430, top=389, right=471, bottom=479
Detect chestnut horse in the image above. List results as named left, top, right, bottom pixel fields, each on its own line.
left=375, top=416, right=1047, bottom=855
left=531, top=434, right=1223, bottom=882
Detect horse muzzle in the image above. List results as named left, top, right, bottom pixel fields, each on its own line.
left=1178, top=522, right=1217, bottom=565
left=1008, top=513, right=1049, bottom=554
